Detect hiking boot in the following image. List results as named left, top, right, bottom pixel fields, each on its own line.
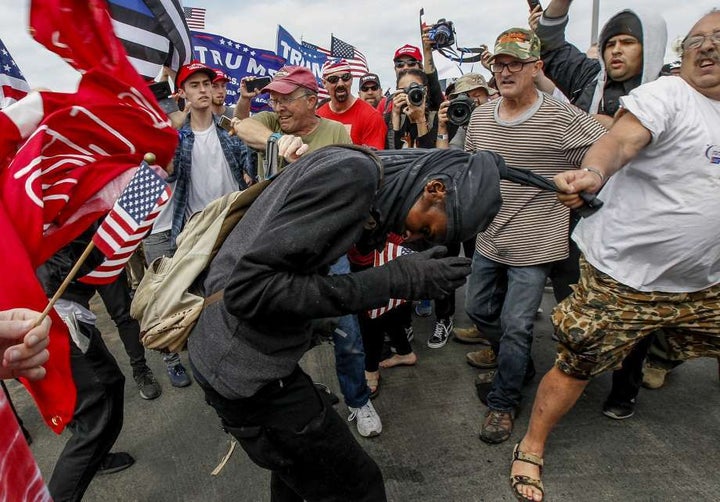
left=466, top=348, right=498, bottom=369
left=427, top=317, right=453, bottom=349
left=97, top=452, right=135, bottom=475
left=602, top=399, right=636, bottom=420
left=642, top=362, right=669, bottom=390
left=166, top=362, right=191, bottom=388
left=475, top=369, right=496, bottom=405
left=480, top=409, right=514, bottom=444
left=348, top=401, right=382, bottom=438
left=453, top=325, right=490, bottom=345
left=134, top=367, right=161, bottom=400
left=414, top=300, right=432, bottom=317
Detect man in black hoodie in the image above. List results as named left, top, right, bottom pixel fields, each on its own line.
left=188, top=146, right=505, bottom=501
left=535, top=0, right=668, bottom=420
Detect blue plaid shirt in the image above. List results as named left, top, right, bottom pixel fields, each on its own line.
left=168, top=114, right=249, bottom=243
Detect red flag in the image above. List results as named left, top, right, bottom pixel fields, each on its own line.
left=0, top=0, right=179, bottom=433
left=80, top=162, right=171, bottom=285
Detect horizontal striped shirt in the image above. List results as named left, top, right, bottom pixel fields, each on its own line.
left=465, top=91, right=606, bottom=266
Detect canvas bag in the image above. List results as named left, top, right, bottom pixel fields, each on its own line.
left=130, top=179, right=271, bottom=352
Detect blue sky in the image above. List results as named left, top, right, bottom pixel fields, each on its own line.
left=1, top=0, right=716, bottom=94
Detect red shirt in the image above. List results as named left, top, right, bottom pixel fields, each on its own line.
left=317, top=98, right=387, bottom=150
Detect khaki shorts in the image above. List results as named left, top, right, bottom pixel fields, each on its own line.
left=552, top=256, right=720, bottom=379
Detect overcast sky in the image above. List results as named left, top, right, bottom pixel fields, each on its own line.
left=1, top=0, right=716, bottom=94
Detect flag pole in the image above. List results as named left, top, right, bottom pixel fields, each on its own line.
left=32, top=152, right=158, bottom=327
left=33, top=241, right=96, bottom=327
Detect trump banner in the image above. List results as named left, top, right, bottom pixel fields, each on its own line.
left=276, top=25, right=330, bottom=93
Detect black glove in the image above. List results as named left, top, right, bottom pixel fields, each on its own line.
left=386, top=246, right=472, bottom=300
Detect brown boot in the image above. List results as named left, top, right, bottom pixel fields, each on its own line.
left=466, top=348, right=498, bottom=369
left=454, top=325, right=491, bottom=344
left=480, top=409, right=514, bottom=444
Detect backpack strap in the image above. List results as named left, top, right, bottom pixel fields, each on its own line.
left=204, top=289, right=225, bottom=307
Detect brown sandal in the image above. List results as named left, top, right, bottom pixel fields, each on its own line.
left=510, top=443, right=544, bottom=501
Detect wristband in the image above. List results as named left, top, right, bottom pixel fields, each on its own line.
left=437, top=133, right=449, bottom=141
left=582, top=167, right=605, bottom=184
left=268, top=132, right=283, bottom=143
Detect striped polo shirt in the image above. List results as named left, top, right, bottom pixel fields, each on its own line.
left=465, top=91, right=606, bottom=266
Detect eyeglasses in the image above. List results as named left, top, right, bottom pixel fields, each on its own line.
left=682, top=30, right=720, bottom=51
left=361, top=85, right=379, bottom=92
left=268, top=93, right=311, bottom=108
left=325, top=73, right=352, bottom=84
left=490, top=60, right=538, bottom=73
left=394, top=60, right=420, bottom=69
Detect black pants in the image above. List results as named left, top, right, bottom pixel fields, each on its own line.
left=360, top=303, right=413, bottom=372
left=193, top=363, right=386, bottom=502
left=97, top=271, right=147, bottom=376
left=49, top=322, right=125, bottom=502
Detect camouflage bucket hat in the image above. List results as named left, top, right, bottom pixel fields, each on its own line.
left=489, top=28, right=541, bottom=62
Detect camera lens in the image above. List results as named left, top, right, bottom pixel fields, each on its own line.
left=447, top=94, right=475, bottom=126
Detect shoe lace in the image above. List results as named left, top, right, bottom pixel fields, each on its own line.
left=348, top=403, right=375, bottom=422
left=432, top=320, right=448, bottom=339
left=487, top=411, right=507, bottom=427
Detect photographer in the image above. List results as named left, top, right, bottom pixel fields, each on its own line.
left=386, top=68, right=438, bottom=149
left=437, top=73, right=496, bottom=150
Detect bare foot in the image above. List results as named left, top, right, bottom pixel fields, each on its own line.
left=510, top=441, right=544, bottom=501
left=365, top=371, right=380, bottom=394
left=379, top=352, right=417, bottom=368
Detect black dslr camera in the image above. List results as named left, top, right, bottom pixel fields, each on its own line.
left=447, top=93, right=476, bottom=126
left=403, top=82, right=426, bottom=107
left=428, top=18, right=455, bottom=49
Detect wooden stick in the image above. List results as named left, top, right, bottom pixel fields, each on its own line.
left=33, top=241, right=96, bottom=328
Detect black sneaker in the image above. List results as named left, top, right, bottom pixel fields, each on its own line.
left=314, top=382, right=340, bottom=406
left=134, top=367, right=161, bottom=400
left=602, top=399, right=636, bottom=420
left=97, top=452, right=135, bottom=475
left=427, top=318, right=453, bottom=349
left=166, top=362, right=192, bottom=388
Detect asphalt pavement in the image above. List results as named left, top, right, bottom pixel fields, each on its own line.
left=6, top=288, right=720, bottom=501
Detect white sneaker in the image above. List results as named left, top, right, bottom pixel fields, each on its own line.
left=348, top=401, right=382, bottom=437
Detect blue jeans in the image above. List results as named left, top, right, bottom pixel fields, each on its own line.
left=465, top=253, right=550, bottom=412
left=329, top=255, right=370, bottom=408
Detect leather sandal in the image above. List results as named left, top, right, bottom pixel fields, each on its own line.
left=510, top=443, right=544, bottom=501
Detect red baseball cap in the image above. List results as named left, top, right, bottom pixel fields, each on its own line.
left=263, top=66, right=319, bottom=94
left=213, top=69, right=230, bottom=83
left=175, top=61, right=216, bottom=88
left=393, top=44, right=423, bottom=62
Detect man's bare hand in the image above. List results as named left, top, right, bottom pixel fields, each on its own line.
left=277, top=135, right=309, bottom=162
left=554, top=170, right=604, bottom=209
left=0, top=309, right=51, bottom=381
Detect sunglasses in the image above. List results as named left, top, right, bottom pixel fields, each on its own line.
left=394, top=60, right=420, bottom=69
left=361, top=84, right=379, bottom=92
left=325, top=73, right=352, bottom=84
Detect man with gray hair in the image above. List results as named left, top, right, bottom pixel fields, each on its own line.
left=511, top=10, right=720, bottom=501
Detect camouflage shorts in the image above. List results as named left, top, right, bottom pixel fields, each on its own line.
left=552, top=256, right=720, bottom=379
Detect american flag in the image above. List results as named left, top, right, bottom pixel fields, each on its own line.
left=183, top=6, right=206, bottom=30
left=108, top=0, right=193, bottom=80
left=301, top=40, right=331, bottom=101
left=331, top=35, right=369, bottom=78
left=0, top=38, right=30, bottom=109
left=367, top=242, right=414, bottom=319
left=80, top=161, right=171, bottom=285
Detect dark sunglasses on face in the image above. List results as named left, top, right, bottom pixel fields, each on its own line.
left=361, top=85, right=379, bottom=92
left=326, top=73, right=352, bottom=84
left=394, top=60, right=420, bottom=69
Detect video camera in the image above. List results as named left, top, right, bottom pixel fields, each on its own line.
left=446, top=93, right=475, bottom=127
left=428, top=18, right=456, bottom=49
left=403, top=82, right=426, bottom=107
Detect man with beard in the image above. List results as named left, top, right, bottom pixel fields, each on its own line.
left=187, top=144, right=506, bottom=501
left=358, top=73, right=384, bottom=108
left=511, top=10, right=720, bottom=501
left=317, top=59, right=387, bottom=150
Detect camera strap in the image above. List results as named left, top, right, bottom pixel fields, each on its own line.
left=437, top=46, right=486, bottom=63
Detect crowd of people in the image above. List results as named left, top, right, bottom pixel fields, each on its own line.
left=2, top=1, right=719, bottom=501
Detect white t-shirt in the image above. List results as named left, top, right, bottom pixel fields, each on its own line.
left=574, top=76, right=720, bottom=292
left=148, top=181, right=175, bottom=234
left=186, top=124, right=239, bottom=219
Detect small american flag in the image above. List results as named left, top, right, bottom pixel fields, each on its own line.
left=331, top=36, right=369, bottom=78
left=0, top=38, right=30, bottom=109
left=183, top=6, right=206, bottom=30
left=367, top=242, right=414, bottom=319
left=79, top=161, right=171, bottom=285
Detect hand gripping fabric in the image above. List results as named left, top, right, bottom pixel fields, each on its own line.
left=130, top=179, right=271, bottom=352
